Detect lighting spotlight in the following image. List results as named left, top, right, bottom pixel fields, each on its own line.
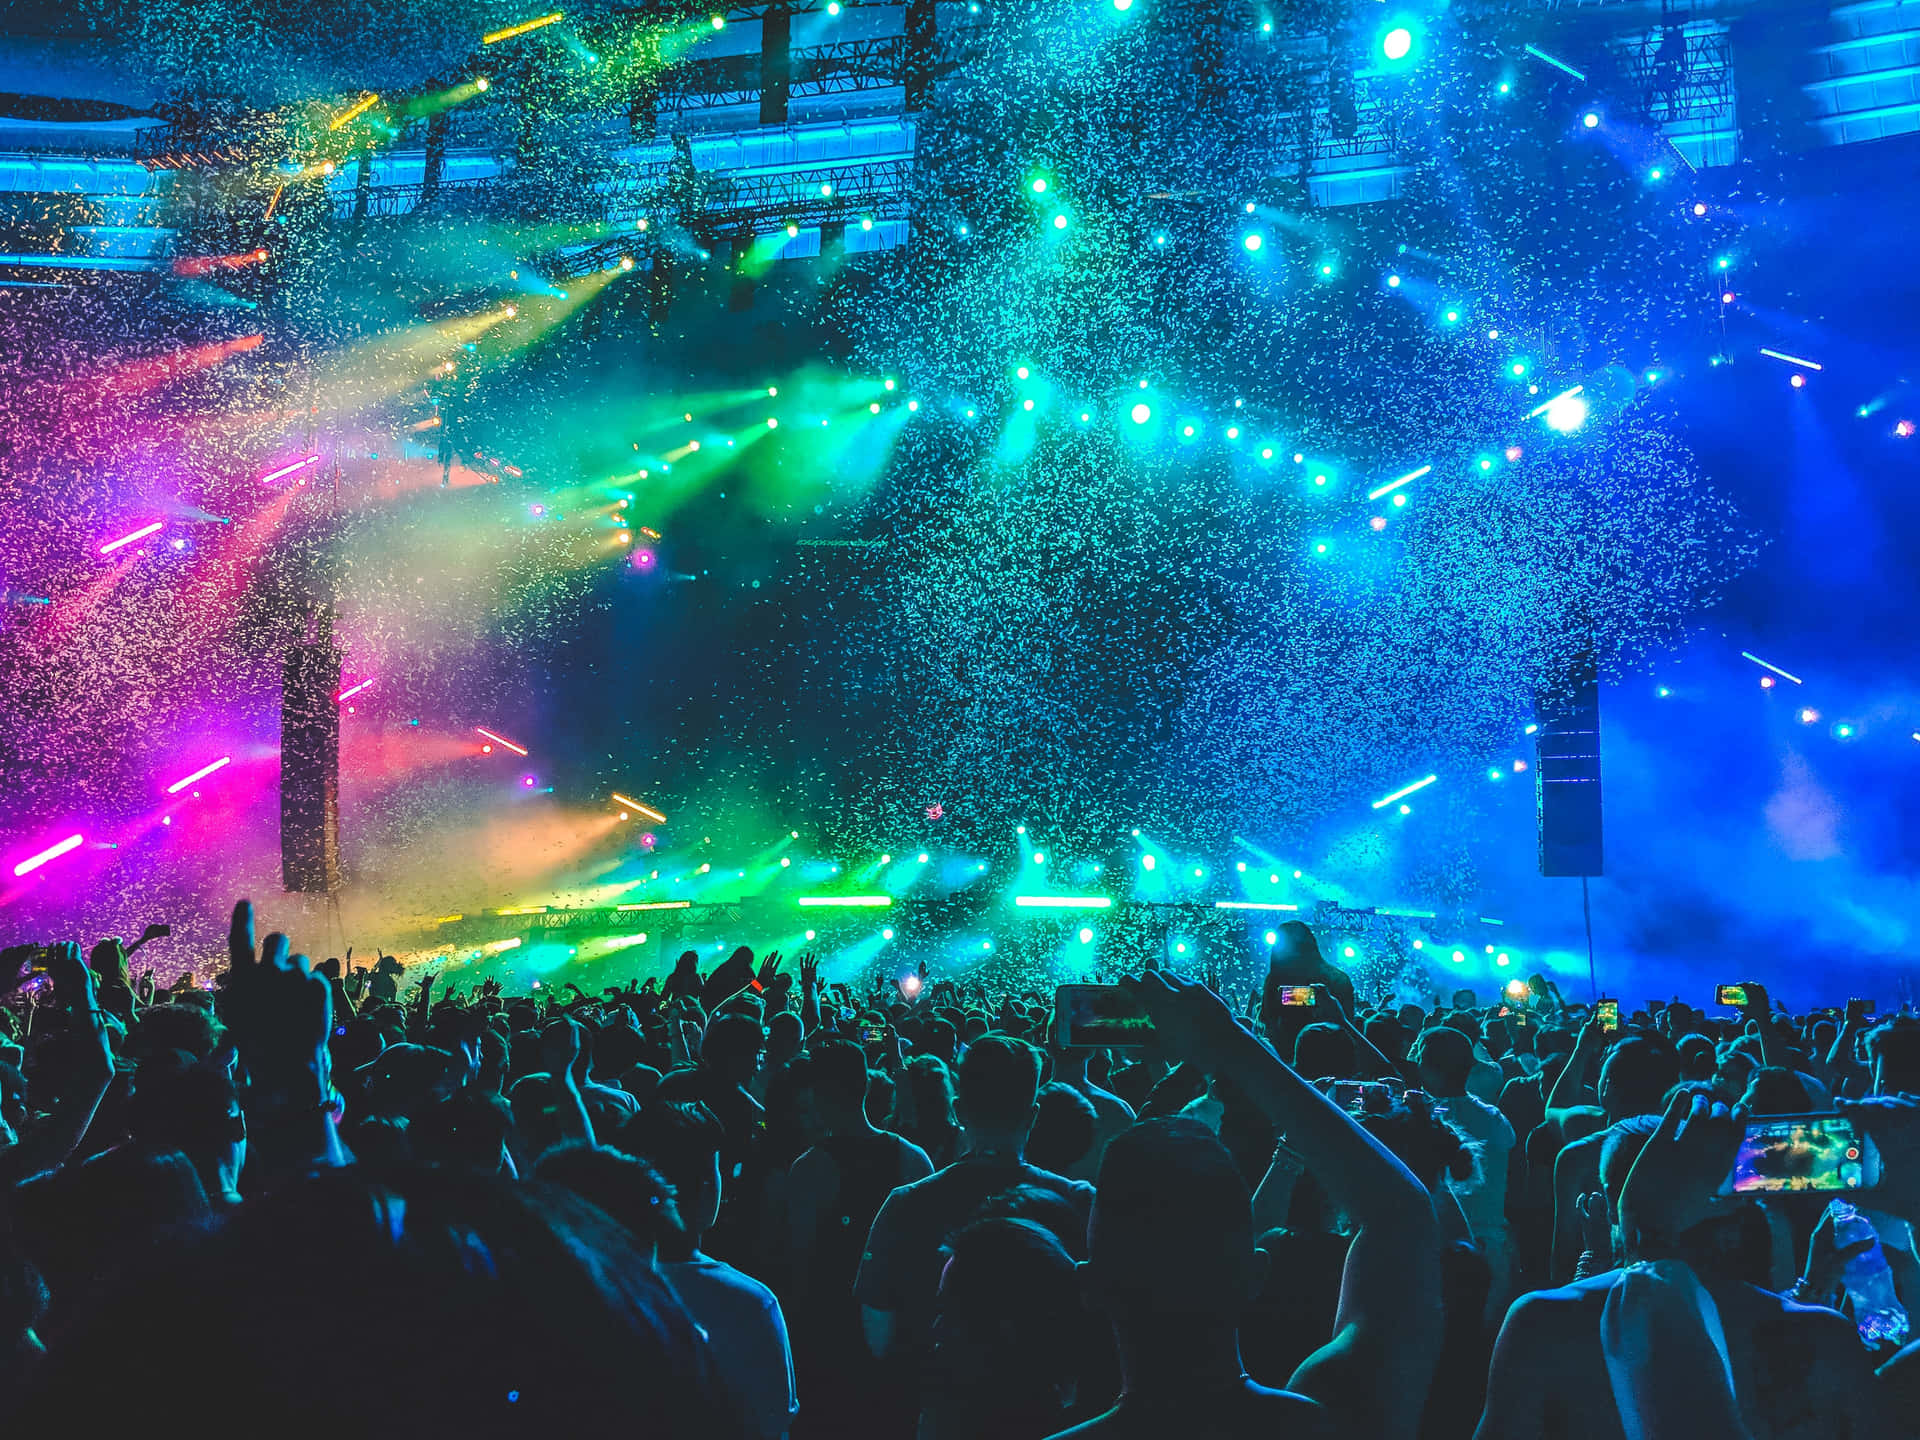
left=1053, top=214, right=1068, bottom=229
left=1030, top=177, right=1048, bottom=194
left=1649, top=167, right=1664, bottom=181
left=1799, top=707, right=1820, bottom=724
left=827, top=0, right=840, bottom=10
left=1386, top=273, right=1401, bottom=287
left=1544, top=393, right=1589, bottom=433
left=860, top=216, right=873, bottom=230
left=786, top=223, right=799, bottom=237
left=1582, top=110, right=1600, bottom=128
left=475, top=77, right=490, bottom=91
left=882, top=928, right=895, bottom=940
left=1130, top=402, right=1151, bottom=424
left=1444, top=309, right=1459, bottom=323
left=1080, top=927, right=1094, bottom=943
left=1693, top=202, right=1707, bottom=216
left=1243, top=233, right=1263, bottom=252
left=1381, top=25, right=1413, bottom=61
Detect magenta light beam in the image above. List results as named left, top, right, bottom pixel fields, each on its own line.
left=476, top=727, right=529, bottom=756
left=165, top=756, right=232, bottom=794
left=336, top=678, right=375, bottom=702
left=260, top=454, right=322, bottom=483
left=99, top=521, right=163, bottom=555
left=14, top=833, right=83, bottom=877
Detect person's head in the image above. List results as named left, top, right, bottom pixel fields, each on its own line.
left=127, top=1003, right=221, bottom=1063
left=128, top=1052, right=246, bottom=1192
left=1677, top=1033, right=1717, bottom=1082
left=1411, top=1025, right=1476, bottom=1097
left=1364, top=1015, right=1411, bottom=1062
left=1025, top=1082, right=1097, bottom=1176
left=533, top=1142, right=683, bottom=1259
left=18, top=1167, right=725, bottom=1435
left=1598, top=1036, right=1680, bottom=1122
left=1290, top=1023, right=1353, bottom=1081
left=930, top=1218, right=1079, bottom=1428
left=921, top=1017, right=958, bottom=1066
left=1268, top=920, right=1324, bottom=971
left=617, top=1102, right=724, bottom=1253
left=1867, top=1015, right=1920, bottom=1095
left=699, top=1012, right=765, bottom=1088
left=905, top=1054, right=959, bottom=1128
left=1741, top=1066, right=1815, bottom=1116
left=811, top=1039, right=875, bottom=1130
left=766, top=1009, right=803, bottom=1068
left=1085, top=1117, right=1263, bottom=1334
left=1359, top=1093, right=1476, bottom=1193
left=956, top=1034, right=1042, bottom=1146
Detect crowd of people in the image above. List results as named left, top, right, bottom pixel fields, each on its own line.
left=4, top=905, right=1920, bottom=1438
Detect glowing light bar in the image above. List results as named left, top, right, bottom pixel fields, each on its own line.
left=1740, top=651, right=1803, bottom=684
left=475, top=727, right=529, bottom=755
left=100, top=521, right=163, bottom=555
left=1367, top=464, right=1430, bottom=502
left=13, top=833, right=83, bottom=877
left=433, top=914, right=464, bottom=924
left=1214, top=900, right=1301, bottom=911
left=1526, top=384, right=1584, bottom=420
left=1013, top=895, right=1113, bottom=909
left=165, top=756, right=232, bottom=794
left=1371, top=774, right=1438, bottom=809
left=798, top=895, right=892, bottom=908
left=336, top=678, right=374, bottom=702
left=328, top=93, right=381, bottom=130
left=617, top=901, right=691, bottom=911
left=484, top=937, right=523, bottom=953
left=1523, top=43, right=1586, bottom=80
left=483, top=10, right=563, bottom=42
left=494, top=905, right=549, bottom=915
left=1375, top=907, right=1437, bottom=918
left=1759, top=348, right=1823, bottom=372
left=260, top=454, right=322, bottom=483
left=612, top=792, right=667, bottom=823
left=1477, top=917, right=1506, bottom=926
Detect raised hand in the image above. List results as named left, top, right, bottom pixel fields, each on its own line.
left=1119, top=968, right=1240, bottom=1065
left=798, top=952, right=819, bottom=990
left=1617, top=1091, right=1743, bottom=1254
left=225, top=899, right=332, bottom=1103
left=756, top=951, right=783, bottom=988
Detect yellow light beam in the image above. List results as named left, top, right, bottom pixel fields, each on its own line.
left=328, top=93, right=381, bottom=131
left=483, top=11, right=563, bottom=43
left=612, top=792, right=668, bottom=823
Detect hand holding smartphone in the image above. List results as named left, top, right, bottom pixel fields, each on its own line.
left=1276, top=985, right=1316, bottom=1008
left=1725, top=1113, right=1879, bottom=1194
left=1715, top=983, right=1749, bottom=1009
left=1052, top=984, right=1155, bottom=1048
left=1595, top=998, right=1619, bottom=1033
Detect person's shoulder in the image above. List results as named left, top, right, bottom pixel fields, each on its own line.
left=1496, top=1274, right=1615, bottom=1329
left=671, top=1256, right=782, bottom=1310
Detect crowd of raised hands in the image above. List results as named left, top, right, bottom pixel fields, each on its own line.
left=4, top=908, right=1920, bottom=1438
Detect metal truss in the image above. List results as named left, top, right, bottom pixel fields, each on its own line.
left=657, top=35, right=908, bottom=110
left=1613, top=22, right=1736, bottom=127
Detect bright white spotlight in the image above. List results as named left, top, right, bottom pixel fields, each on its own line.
left=1381, top=26, right=1413, bottom=60
left=1544, top=393, right=1589, bottom=433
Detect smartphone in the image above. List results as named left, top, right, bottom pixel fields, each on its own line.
left=860, top=1025, right=888, bottom=1045
left=1328, top=1080, right=1373, bottom=1114
left=1277, top=985, right=1317, bottom=1007
left=1849, top=998, right=1878, bottom=1017
left=1595, top=998, right=1619, bottom=1032
left=1052, top=984, right=1155, bottom=1048
left=1725, top=1114, right=1880, bottom=1194
left=1716, top=984, right=1748, bottom=1009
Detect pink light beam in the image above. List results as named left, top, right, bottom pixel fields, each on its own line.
left=100, top=522, right=163, bottom=555
left=336, top=677, right=375, bottom=702
left=165, top=756, right=232, bottom=794
left=476, top=727, right=529, bottom=756
left=14, top=833, right=83, bottom=877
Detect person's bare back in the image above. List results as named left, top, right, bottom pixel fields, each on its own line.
left=1477, top=1272, right=1891, bottom=1440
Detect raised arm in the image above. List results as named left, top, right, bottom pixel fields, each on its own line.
left=0, top=944, right=114, bottom=1183
left=1124, top=971, right=1441, bottom=1440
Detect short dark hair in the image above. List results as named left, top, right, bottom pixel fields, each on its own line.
left=1291, top=1022, right=1354, bottom=1079
left=1413, top=1025, right=1476, bottom=1092
left=534, top=1142, right=682, bottom=1253
left=957, top=1034, right=1041, bottom=1132
left=701, top=1013, right=765, bottom=1072
left=616, top=1102, right=724, bottom=1200
left=812, top=1039, right=872, bottom=1112
left=129, top=1004, right=221, bottom=1062
left=1091, top=1118, right=1249, bottom=1314
left=1600, top=1036, right=1681, bottom=1117
left=1025, top=1083, right=1097, bottom=1175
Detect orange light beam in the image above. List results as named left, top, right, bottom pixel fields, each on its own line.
left=611, top=792, right=667, bottom=823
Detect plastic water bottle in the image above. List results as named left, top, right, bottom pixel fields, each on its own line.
left=1828, top=1201, right=1911, bottom=1347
